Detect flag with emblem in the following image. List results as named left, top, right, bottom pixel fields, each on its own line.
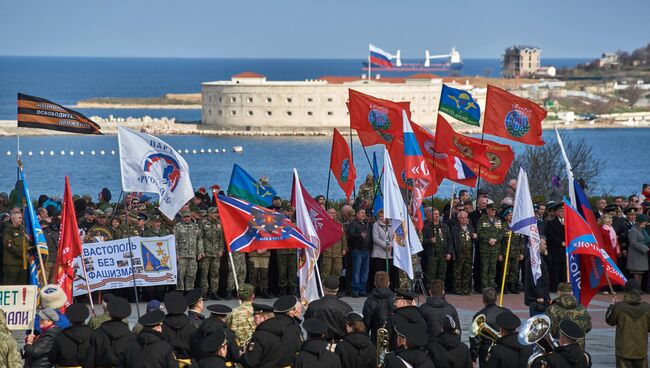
left=348, top=89, right=410, bottom=147
left=438, top=84, right=481, bottom=126
left=17, top=93, right=102, bottom=134
left=20, top=168, right=49, bottom=287
left=118, top=126, right=194, bottom=220
left=465, top=136, right=515, bottom=184
left=55, top=176, right=82, bottom=307
left=329, top=128, right=356, bottom=202
left=435, top=114, right=491, bottom=168
left=227, top=164, right=278, bottom=208
left=483, top=85, right=547, bottom=146
left=402, top=110, right=430, bottom=231
left=216, top=194, right=317, bottom=252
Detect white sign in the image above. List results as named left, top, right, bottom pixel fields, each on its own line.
left=0, top=285, right=38, bottom=330
left=73, top=236, right=177, bottom=296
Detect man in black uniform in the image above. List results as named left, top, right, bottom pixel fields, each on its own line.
left=197, top=329, right=229, bottom=368
left=86, top=296, right=136, bottom=367
left=384, top=322, right=433, bottom=368
left=335, top=312, right=375, bottom=368
left=544, top=202, right=566, bottom=292
left=484, top=311, right=531, bottom=368
left=537, top=319, right=591, bottom=368
left=362, top=271, right=394, bottom=344
left=123, top=309, right=179, bottom=368
left=419, top=279, right=462, bottom=340
left=304, top=277, right=353, bottom=345
left=470, top=288, right=507, bottom=367
left=190, top=304, right=240, bottom=365
left=162, top=291, right=198, bottom=366
left=49, top=303, right=92, bottom=367
left=293, top=318, right=342, bottom=368
left=241, top=295, right=303, bottom=368
left=186, top=288, right=206, bottom=328
left=386, top=289, right=427, bottom=350
left=427, top=315, right=472, bottom=368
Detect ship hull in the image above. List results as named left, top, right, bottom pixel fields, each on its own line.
left=361, top=61, right=463, bottom=72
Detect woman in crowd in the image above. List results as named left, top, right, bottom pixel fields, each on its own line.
left=371, top=210, right=398, bottom=290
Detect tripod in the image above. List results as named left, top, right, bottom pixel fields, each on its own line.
left=410, top=258, right=427, bottom=305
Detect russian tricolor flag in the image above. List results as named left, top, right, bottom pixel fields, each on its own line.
left=369, top=44, right=394, bottom=68
left=451, top=156, right=476, bottom=181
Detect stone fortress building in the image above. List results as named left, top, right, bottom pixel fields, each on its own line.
left=201, top=72, right=484, bottom=132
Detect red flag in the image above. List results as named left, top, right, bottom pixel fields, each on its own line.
left=435, top=114, right=491, bottom=168
left=55, top=176, right=82, bottom=308
left=464, top=136, right=515, bottom=184
left=290, top=178, right=344, bottom=252
left=483, top=85, right=547, bottom=146
left=329, top=128, right=356, bottom=201
left=348, top=89, right=410, bottom=147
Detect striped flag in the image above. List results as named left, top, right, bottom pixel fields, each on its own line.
left=402, top=110, right=430, bottom=231
left=17, top=93, right=102, bottom=134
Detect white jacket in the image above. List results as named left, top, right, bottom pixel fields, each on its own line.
left=372, top=220, right=393, bottom=259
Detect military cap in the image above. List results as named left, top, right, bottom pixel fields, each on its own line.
left=477, top=188, right=489, bottom=196
left=546, top=201, right=557, bottom=210
left=201, top=330, right=226, bottom=354
left=137, top=213, right=148, bottom=221
left=94, top=209, right=105, bottom=217
left=346, top=312, right=364, bottom=324
left=208, top=207, right=218, bottom=214
left=550, top=202, right=564, bottom=211
left=185, top=288, right=203, bottom=306
left=273, top=295, right=298, bottom=313
left=486, top=202, right=496, bottom=210
left=302, top=318, right=328, bottom=336
left=559, top=319, right=584, bottom=340
left=495, top=310, right=520, bottom=330
left=637, top=214, right=648, bottom=223
left=107, top=296, right=132, bottom=319
left=238, top=283, right=254, bottom=299
left=604, top=204, right=619, bottom=213
left=65, top=303, right=90, bottom=324
left=323, top=276, right=340, bottom=290
left=623, top=207, right=637, bottom=215
left=103, top=293, right=114, bottom=303
left=394, top=322, right=428, bottom=347
left=557, top=282, right=572, bottom=293
left=139, top=309, right=165, bottom=327
left=252, top=302, right=274, bottom=314
left=394, top=289, right=416, bottom=301
left=500, top=205, right=513, bottom=218
left=206, top=304, right=232, bottom=316
left=84, top=208, right=95, bottom=216
left=164, top=291, right=188, bottom=315
left=150, top=214, right=162, bottom=221
left=38, top=308, right=60, bottom=322
left=181, top=210, right=191, bottom=217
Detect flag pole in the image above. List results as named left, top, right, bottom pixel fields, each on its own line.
left=312, top=253, right=324, bottom=298
left=368, top=51, right=372, bottom=80
left=325, top=169, right=332, bottom=210
left=122, top=192, right=141, bottom=318
left=449, top=184, right=456, bottom=221
left=347, top=128, right=357, bottom=200
left=19, top=164, right=49, bottom=287
left=227, top=249, right=241, bottom=304
left=499, top=231, right=513, bottom=306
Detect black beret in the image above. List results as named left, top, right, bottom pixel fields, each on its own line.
left=201, top=330, right=226, bottom=354
left=164, top=292, right=188, bottom=315
left=323, top=276, right=340, bottom=290
left=65, top=303, right=89, bottom=324
left=346, top=312, right=363, bottom=324
left=185, top=288, right=203, bottom=306
left=303, top=318, right=328, bottom=336
left=394, top=289, right=415, bottom=301
left=394, top=322, right=428, bottom=347
left=559, top=319, right=584, bottom=340
left=139, top=309, right=165, bottom=327
left=107, top=296, right=131, bottom=320
left=495, top=311, right=521, bottom=330
left=252, top=302, right=273, bottom=314
left=273, top=295, right=297, bottom=313
left=206, top=304, right=232, bottom=316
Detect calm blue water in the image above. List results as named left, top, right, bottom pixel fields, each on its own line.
left=0, top=128, right=645, bottom=200
left=0, top=56, right=590, bottom=121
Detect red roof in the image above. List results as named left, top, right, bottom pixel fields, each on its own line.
left=406, top=73, right=440, bottom=79
left=318, top=76, right=405, bottom=84
left=232, top=72, right=266, bottom=79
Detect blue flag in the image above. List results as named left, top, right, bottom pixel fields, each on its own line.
left=20, top=169, right=49, bottom=287
left=372, top=152, right=383, bottom=216
left=438, top=84, right=481, bottom=126
left=227, top=164, right=278, bottom=207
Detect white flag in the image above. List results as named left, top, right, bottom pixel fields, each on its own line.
left=118, top=126, right=194, bottom=220
left=555, top=126, right=576, bottom=204
left=292, top=169, right=322, bottom=305
left=511, top=167, right=542, bottom=285
left=382, top=148, right=423, bottom=279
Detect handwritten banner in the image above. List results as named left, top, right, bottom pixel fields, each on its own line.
left=0, top=285, right=38, bottom=330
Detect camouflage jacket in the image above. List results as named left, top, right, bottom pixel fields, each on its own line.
left=173, top=222, right=204, bottom=258
left=500, top=223, right=526, bottom=258
left=547, top=294, right=592, bottom=346
left=200, top=218, right=224, bottom=256
left=142, top=226, right=170, bottom=238
left=226, top=301, right=255, bottom=346
left=0, top=332, right=21, bottom=368
left=476, top=215, right=504, bottom=247
left=2, top=224, right=27, bottom=267
left=606, top=291, right=650, bottom=359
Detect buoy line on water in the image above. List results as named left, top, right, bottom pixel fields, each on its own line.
left=6, top=146, right=243, bottom=157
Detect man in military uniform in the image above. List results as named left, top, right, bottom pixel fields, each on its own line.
left=248, top=247, right=271, bottom=299
left=477, top=203, right=504, bottom=290
left=143, top=213, right=171, bottom=237
left=226, top=283, right=256, bottom=347
left=450, top=210, right=476, bottom=295
left=190, top=304, right=240, bottom=364
left=484, top=311, right=531, bottom=368
left=546, top=282, right=592, bottom=348
left=499, top=206, right=526, bottom=294
left=200, top=207, right=224, bottom=299
left=0, top=310, right=21, bottom=367
left=50, top=303, right=92, bottom=367
left=384, top=322, right=432, bottom=368
left=320, top=208, right=347, bottom=281
left=86, top=297, right=136, bottom=367
left=123, top=309, right=179, bottom=368
left=226, top=249, right=246, bottom=300
left=537, top=319, right=591, bottom=368
left=173, top=211, right=204, bottom=292
left=2, top=211, right=28, bottom=285
left=196, top=329, right=229, bottom=368
left=357, top=174, right=375, bottom=207
left=162, top=291, right=197, bottom=366
left=423, top=208, right=451, bottom=284
left=84, top=209, right=114, bottom=243
left=276, top=207, right=297, bottom=296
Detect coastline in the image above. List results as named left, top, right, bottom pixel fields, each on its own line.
left=74, top=102, right=201, bottom=110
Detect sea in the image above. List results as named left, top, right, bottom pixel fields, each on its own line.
left=3, top=55, right=645, bottom=201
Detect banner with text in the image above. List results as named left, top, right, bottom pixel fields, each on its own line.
left=0, top=285, right=38, bottom=330
left=73, top=236, right=177, bottom=296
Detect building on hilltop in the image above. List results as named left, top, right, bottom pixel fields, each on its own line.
left=502, top=45, right=541, bottom=78
left=599, top=52, right=620, bottom=68
left=201, top=72, right=482, bottom=132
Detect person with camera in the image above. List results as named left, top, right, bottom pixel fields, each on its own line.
left=524, top=236, right=551, bottom=316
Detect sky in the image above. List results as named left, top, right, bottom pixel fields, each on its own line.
left=0, top=0, right=648, bottom=59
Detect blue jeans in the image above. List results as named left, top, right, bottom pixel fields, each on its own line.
left=352, top=250, right=370, bottom=293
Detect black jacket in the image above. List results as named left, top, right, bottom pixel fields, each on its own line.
left=347, top=219, right=369, bottom=251
left=362, top=287, right=394, bottom=344
left=241, top=314, right=302, bottom=368
left=428, top=331, right=472, bottom=368
left=293, top=339, right=342, bottom=368
left=484, top=333, right=531, bottom=368
left=190, top=317, right=240, bottom=363
left=86, top=320, right=136, bottom=367
left=24, top=326, right=61, bottom=368
left=334, top=332, right=376, bottom=368
left=49, top=324, right=91, bottom=366
left=469, top=303, right=507, bottom=364
left=304, top=295, right=353, bottom=340
left=122, top=329, right=179, bottom=368
left=162, top=314, right=198, bottom=360
left=524, top=255, right=550, bottom=306
left=385, top=348, right=434, bottom=368
left=187, top=310, right=206, bottom=329
left=419, top=296, right=462, bottom=339
left=544, top=343, right=591, bottom=368
left=386, top=306, right=427, bottom=350
left=544, top=218, right=565, bottom=260
left=197, top=355, right=228, bottom=368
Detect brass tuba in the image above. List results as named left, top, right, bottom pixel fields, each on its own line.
left=518, top=315, right=557, bottom=368
left=469, top=314, right=500, bottom=342
left=376, top=323, right=389, bottom=368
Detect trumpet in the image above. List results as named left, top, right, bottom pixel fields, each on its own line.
left=469, top=314, right=501, bottom=341
left=376, top=324, right=389, bottom=368
left=518, top=315, right=557, bottom=368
